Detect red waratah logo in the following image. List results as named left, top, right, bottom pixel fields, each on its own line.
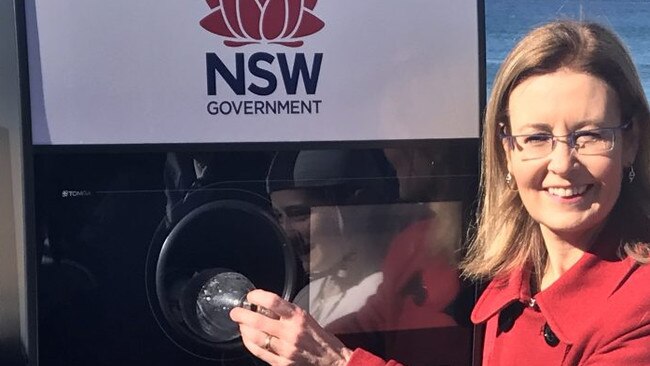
left=200, top=0, right=325, bottom=47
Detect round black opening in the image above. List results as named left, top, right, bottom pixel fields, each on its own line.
left=146, top=189, right=295, bottom=360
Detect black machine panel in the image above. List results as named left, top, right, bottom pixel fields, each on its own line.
left=34, top=143, right=478, bottom=365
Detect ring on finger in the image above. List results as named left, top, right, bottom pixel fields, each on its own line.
left=263, top=334, right=275, bottom=352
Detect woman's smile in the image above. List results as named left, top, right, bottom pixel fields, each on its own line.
left=544, top=184, right=592, bottom=203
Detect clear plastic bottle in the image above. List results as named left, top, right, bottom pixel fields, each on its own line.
left=195, top=271, right=255, bottom=342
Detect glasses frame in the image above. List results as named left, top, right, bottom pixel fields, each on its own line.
left=499, top=121, right=632, bottom=160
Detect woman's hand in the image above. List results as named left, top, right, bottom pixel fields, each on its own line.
left=230, top=289, right=353, bottom=366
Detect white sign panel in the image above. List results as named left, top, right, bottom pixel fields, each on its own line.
left=26, top=0, right=480, bottom=145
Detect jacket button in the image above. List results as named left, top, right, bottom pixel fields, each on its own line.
left=543, top=323, right=559, bottom=347
left=498, top=302, right=524, bottom=333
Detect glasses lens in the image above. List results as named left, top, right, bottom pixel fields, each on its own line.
left=574, top=129, right=615, bottom=155
left=513, top=134, right=553, bottom=159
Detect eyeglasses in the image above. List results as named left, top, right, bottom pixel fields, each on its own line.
left=500, top=122, right=631, bottom=160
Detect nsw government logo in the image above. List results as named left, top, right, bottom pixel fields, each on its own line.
left=201, top=0, right=324, bottom=117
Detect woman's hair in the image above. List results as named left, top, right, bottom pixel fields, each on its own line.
left=461, top=20, right=650, bottom=281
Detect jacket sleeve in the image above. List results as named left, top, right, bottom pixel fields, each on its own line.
left=347, top=349, right=404, bottom=366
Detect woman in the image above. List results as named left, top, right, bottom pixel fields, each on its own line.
left=464, top=19, right=650, bottom=365
left=230, top=20, right=650, bottom=365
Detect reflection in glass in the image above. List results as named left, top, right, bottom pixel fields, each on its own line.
left=297, top=202, right=463, bottom=334
left=293, top=204, right=391, bottom=327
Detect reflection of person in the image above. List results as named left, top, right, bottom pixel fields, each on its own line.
left=231, top=20, right=650, bottom=366
left=267, top=150, right=399, bottom=328
left=319, top=148, right=468, bottom=365
left=327, top=205, right=461, bottom=333
left=299, top=205, right=388, bottom=328
left=326, top=147, right=465, bottom=339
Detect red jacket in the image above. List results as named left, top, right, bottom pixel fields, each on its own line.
left=329, top=219, right=459, bottom=335
left=347, top=238, right=650, bottom=365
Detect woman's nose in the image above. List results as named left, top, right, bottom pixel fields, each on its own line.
left=546, top=139, right=578, bottom=175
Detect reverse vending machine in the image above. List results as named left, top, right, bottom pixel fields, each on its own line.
left=9, top=0, right=484, bottom=364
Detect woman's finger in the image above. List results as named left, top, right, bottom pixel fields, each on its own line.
left=240, top=323, right=301, bottom=360
left=246, top=289, right=298, bottom=319
left=238, top=324, right=288, bottom=365
left=230, top=306, right=283, bottom=337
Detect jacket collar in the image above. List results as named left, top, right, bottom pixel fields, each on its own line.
left=470, top=265, right=529, bottom=326
left=471, top=236, right=638, bottom=345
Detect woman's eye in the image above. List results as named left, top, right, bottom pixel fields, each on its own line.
left=575, top=130, right=604, bottom=141
left=523, top=134, right=551, bottom=144
left=285, top=206, right=311, bottom=220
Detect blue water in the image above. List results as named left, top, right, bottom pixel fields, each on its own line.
left=486, top=0, right=650, bottom=99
